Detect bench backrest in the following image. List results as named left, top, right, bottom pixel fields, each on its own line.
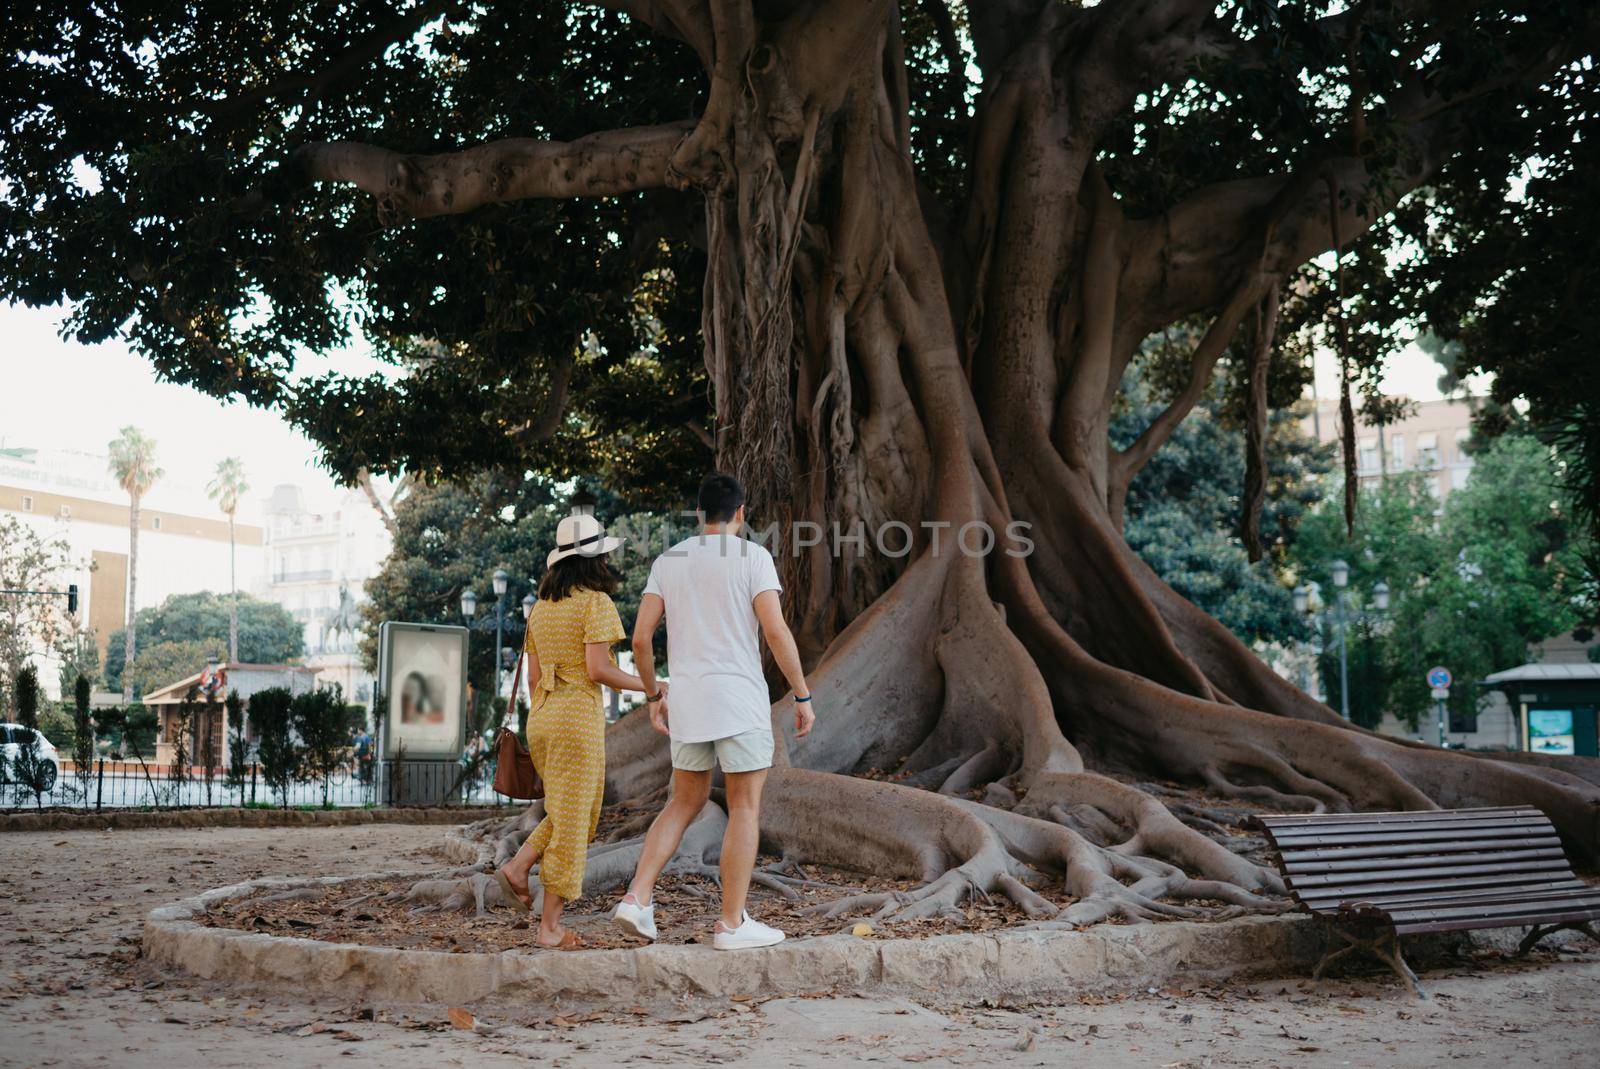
left=1254, top=806, right=1593, bottom=933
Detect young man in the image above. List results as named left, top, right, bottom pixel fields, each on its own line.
left=612, top=472, right=815, bottom=950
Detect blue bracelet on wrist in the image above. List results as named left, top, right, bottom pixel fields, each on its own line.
left=795, top=693, right=812, bottom=703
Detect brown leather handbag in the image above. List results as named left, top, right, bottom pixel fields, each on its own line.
left=492, top=652, right=543, bottom=800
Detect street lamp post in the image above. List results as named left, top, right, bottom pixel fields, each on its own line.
left=491, top=568, right=509, bottom=699
left=1332, top=559, right=1350, bottom=722
left=1295, top=564, right=1390, bottom=722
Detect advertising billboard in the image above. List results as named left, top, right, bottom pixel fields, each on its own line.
left=377, top=622, right=469, bottom=760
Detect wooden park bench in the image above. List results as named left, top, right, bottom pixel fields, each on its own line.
left=1254, top=806, right=1600, bottom=997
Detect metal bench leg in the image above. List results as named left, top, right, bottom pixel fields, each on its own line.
left=1313, top=929, right=1361, bottom=980
left=1318, top=925, right=1427, bottom=999
left=1372, top=932, right=1427, bottom=1000
left=1518, top=921, right=1600, bottom=957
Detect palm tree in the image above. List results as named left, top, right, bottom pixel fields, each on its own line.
left=107, top=427, right=162, bottom=703
left=206, top=457, right=249, bottom=662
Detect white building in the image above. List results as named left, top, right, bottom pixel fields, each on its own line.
left=0, top=445, right=265, bottom=698
left=260, top=484, right=392, bottom=706
left=1305, top=396, right=1479, bottom=505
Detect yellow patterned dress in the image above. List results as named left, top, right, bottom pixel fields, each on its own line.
left=523, top=586, right=625, bottom=901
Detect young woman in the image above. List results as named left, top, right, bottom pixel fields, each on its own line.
left=494, top=513, right=657, bottom=949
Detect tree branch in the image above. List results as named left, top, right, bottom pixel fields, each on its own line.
left=1112, top=278, right=1262, bottom=486
left=684, top=419, right=716, bottom=451
left=356, top=468, right=398, bottom=536
left=504, top=355, right=576, bottom=443
left=603, top=0, right=716, bottom=66
left=294, top=121, right=695, bottom=218
left=1121, top=12, right=1599, bottom=328
left=966, top=0, right=1048, bottom=77
left=918, top=0, right=966, bottom=77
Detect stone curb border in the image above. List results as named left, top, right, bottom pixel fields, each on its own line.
left=1, top=806, right=510, bottom=834
left=145, top=870, right=1331, bottom=1009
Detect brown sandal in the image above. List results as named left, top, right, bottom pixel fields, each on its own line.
left=494, top=868, right=532, bottom=913
left=535, top=929, right=584, bottom=951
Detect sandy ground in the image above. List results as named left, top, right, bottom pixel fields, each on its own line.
left=1, top=822, right=1597, bottom=1068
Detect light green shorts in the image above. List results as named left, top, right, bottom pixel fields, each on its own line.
left=670, top=729, right=775, bottom=774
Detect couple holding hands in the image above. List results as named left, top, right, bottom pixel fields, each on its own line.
left=495, top=472, right=816, bottom=950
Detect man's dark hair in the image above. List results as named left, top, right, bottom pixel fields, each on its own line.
left=698, top=471, right=745, bottom=523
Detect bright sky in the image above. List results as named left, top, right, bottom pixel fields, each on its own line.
left=2, top=299, right=1477, bottom=518
left=1308, top=338, right=1488, bottom=407
left=0, top=302, right=362, bottom=523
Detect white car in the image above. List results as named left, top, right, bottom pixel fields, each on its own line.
left=1, top=723, right=61, bottom=791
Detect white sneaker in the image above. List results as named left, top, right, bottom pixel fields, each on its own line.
left=712, top=911, right=785, bottom=951
left=611, top=896, right=657, bottom=941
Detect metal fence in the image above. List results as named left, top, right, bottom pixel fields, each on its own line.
left=3, top=757, right=509, bottom=812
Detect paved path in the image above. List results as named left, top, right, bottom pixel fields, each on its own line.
left=2, top=824, right=1597, bottom=1067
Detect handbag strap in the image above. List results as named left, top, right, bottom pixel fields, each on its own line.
left=502, top=648, right=525, bottom=732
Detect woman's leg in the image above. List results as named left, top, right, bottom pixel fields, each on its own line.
left=501, top=706, right=553, bottom=908
left=537, top=890, right=566, bottom=944
left=533, top=713, right=606, bottom=940
left=498, top=819, right=551, bottom=907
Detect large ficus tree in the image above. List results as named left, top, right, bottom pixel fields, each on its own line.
left=7, top=2, right=1600, bottom=919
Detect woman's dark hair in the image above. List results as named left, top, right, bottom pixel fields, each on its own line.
left=537, top=552, right=621, bottom=602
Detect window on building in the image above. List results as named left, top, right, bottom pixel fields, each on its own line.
left=1452, top=465, right=1473, bottom=490
left=58, top=504, right=71, bottom=518
left=20, top=494, right=33, bottom=512
left=152, top=516, right=162, bottom=531
left=1389, top=435, right=1406, bottom=469
left=1453, top=428, right=1472, bottom=464
left=1358, top=437, right=1379, bottom=472
left=1417, top=432, right=1439, bottom=469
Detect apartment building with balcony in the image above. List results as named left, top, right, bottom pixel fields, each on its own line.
left=0, top=444, right=265, bottom=698
left=1305, top=396, right=1479, bottom=505
left=261, top=483, right=392, bottom=706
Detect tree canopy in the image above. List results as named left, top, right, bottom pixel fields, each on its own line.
left=103, top=590, right=305, bottom=691
left=3, top=2, right=1595, bottom=516
left=1114, top=359, right=1330, bottom=647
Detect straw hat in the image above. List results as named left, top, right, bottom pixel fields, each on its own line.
left=546, top=512, right=622, bottom=568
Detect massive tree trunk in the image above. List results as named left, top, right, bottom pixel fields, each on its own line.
left=304, top=0, right=1600, bottom=919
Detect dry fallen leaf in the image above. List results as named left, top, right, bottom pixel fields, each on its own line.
left=851, top=923, right=874, bottom=938
left=447, top=1007, right=475, bottom=1030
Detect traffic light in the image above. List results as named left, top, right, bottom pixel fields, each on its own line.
left=67, top=584, right=78, bottom=614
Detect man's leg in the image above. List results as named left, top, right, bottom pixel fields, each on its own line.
left=718, top=767, right=768, bottom=929
left=624, top=768, right=713, bottom=905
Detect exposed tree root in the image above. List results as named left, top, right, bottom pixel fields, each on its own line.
left=759, top=769, right=1282, bottom=927
left=396, top=802, right=728, bottom=917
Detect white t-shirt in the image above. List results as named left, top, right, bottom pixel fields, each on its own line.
left=643, top=533, right=782, bottom=743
